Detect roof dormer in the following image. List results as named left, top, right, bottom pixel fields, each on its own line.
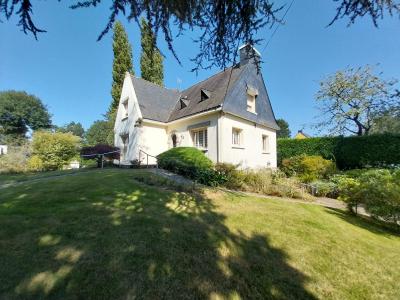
left=200, top=89, right=211, bottom=102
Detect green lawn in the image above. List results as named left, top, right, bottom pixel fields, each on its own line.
left=0, top=169, right=399, bottom=299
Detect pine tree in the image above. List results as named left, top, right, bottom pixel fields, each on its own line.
left=110, top=21, right=134, bottom=116
left=140, top=18, right=164, bottom=86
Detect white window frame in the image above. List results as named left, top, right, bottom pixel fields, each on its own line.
left=262, top=134, right=270, bottom=153
left=192, top=128, right=208, bottom=150
left=232, top=128, right=243, bottom=147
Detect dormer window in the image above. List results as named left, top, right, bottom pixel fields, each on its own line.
left=122, top=98, right=129, bottom=119
left=246, top=85, right=258, bottom=114
left=180, top=96, right=189, bottom=109
left=200, top=89, right=210, bottom=102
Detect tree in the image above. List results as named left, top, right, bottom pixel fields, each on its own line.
left=315, top=66, right=399, bottom=136
left=56, top=121, right=85, bottom=138
left=110, top=21, right=134, bottom=116
left=371, top=110, right=400, bottom=134
left=276, top=118, right=291, bottom=138
left=140, top=18, right=164, bottom=86
left=29, top=131, right=81, bottom=171
left=85, top=120, right=113, bottom=146
left=2, top=1, right=399, bottom=70
left=0, top=90, right=52, bottom=139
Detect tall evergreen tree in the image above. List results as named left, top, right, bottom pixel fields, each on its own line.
left=110, top=21, right=134, bottom=116
left=140, top=18, right=164, bottom=86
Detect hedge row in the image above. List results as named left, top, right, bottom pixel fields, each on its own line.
left=277, top=134, right=400, bottom=169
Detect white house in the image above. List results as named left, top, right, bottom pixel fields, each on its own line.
left=114, top=45, right=279, bottom=169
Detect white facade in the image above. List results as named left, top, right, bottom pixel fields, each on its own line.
left=113, top=74, right=277, bottom=168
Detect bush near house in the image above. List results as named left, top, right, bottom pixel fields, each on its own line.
left=278, top=134, right=400, bottom=169
left=157, top=147, right=214, bottom=183
left=29, top=131, right=81, bottom=171
left=281, top=155, right=335, bottom=183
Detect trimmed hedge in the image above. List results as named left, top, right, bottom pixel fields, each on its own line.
left=278, top=134, right=400, bottom=170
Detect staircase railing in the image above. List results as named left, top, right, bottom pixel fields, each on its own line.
left=139, top=149, right=158, bottom=168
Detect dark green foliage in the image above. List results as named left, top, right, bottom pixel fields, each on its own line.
left=278, top=134, right=400, bottom=169
left=110, top=21, right=134, bottom=116
left=85, top=120, right=113, bottom=146
left=157, top=147, right=220, bottom=185
left=276, top=118, right=291, bottom=138
left=56, top=121, right=85, bottom=138
left=0, top=90, right=52, bottom=139
left=140, top=18, right=164, bottom=86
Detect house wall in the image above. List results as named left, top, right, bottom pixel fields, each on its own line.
left=219, top=113, right=277, bottom=169
left=114, top=74, right=143, bottom=163
left=166, top=112, right=219, bottom=162
left=139, top=122, right=168, bottom=165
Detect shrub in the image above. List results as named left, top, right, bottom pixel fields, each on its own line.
left=239, top=168, right=307, bottom=199
left=311, top=180, right=338, bottom=198
left=214, top=163, right=244, bottom=189
left=0, top=144, right=31, bottom=173
left=31, top=131, right=81, bottom=171
left=278, top=134, right=400, bottom=169
left=357, top=169, right=400, bottom=223
left=81, top=144, right=120, bottom=168
left=27, top=155, right=44, bottom=171
left=157, top=147, right=215, bottom=184
left=281, top=155, right=335, bottom=183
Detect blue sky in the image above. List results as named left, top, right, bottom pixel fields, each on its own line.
left=1, top=1, right=399, bottom=136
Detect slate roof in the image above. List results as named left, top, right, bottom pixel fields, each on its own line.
left=130, top=60, right=278, bottom=129
left=168, top=64, right=244, bottom=122
left=130, top=76, right=180, bottom=123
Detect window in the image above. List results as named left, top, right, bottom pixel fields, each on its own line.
left=247, top=94, right=256, bottom=113
left=122, top=98, right=129, bottom=118
left=232, top=128, right=243, bottom=146
left=246, top=85, right=258, bottom=114
left=192, top=128, right=208, bottom=149
left=262, top=135, right=269, bottom=153
left=121, top=135, right=129, bottom=159
left=200, top=89, right=210, bottom=102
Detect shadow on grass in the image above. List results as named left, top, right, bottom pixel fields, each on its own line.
left=0, top=171, right=316, bottom=299
left=324, top=207, right=400, bottom=237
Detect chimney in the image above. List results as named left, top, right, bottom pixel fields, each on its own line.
left=239, top=44, right=261, bottom=66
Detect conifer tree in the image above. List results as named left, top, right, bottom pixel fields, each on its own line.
left=110, top=21, right=134, bottom=116
left=140, top=18, right=164, bottom=86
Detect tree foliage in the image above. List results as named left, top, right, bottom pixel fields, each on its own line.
left=56, top=121, right=85, bottom=138
left=110, top=21, right=134, bottom=116
left=30, top=131, right=81, bottom=171
left=315, top=66, right=399, bottom=136
left=0, top=90, right=52, bottom=139
left=140, top=17, right=164, bottom=86
left=276, top=118, right=291, bottom=138
left=85, top=120, right=113, bottom=146
left=2, top=1, right=399, bottom=70
left=371, top=109, right=400, bottom=134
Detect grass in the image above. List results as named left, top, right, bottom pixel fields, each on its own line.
left=0, top=169, right=399, bottom=299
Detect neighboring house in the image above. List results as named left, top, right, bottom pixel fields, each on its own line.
left=114, top=45, right=279, bottom=169
left=294, top=130, right=311, bottom=139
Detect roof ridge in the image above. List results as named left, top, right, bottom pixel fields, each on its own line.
left=130, top=74, right=180, bottom=93
left=182, top=64, right=238, bottom=92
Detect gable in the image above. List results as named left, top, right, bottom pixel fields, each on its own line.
left=221, top=63, right=279, bottom=130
